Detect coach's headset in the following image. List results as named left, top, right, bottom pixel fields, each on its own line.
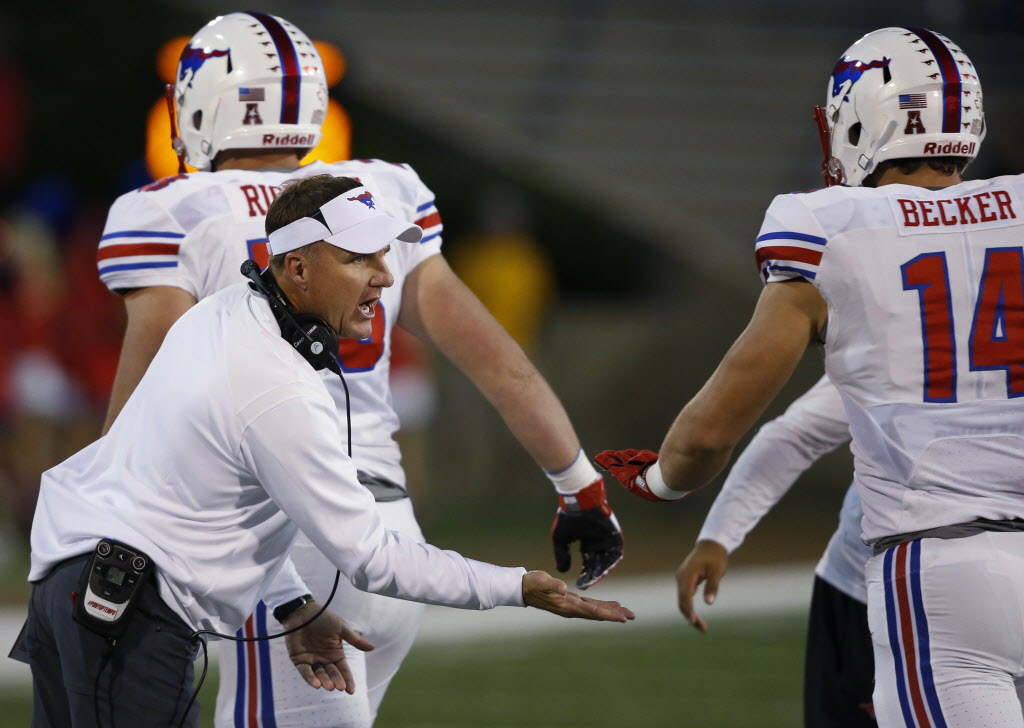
left=241, top=258, right=341, bottom=374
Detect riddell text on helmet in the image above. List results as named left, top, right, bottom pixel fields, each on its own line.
left=922, top=141, right=976, bottom=155
left=262, top=133, right=316, bottom=146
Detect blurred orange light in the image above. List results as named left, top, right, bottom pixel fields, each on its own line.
left=145, top=98, right=196, bottom=181
left=313, top=41, right=346, bottom=87
left=301, top=99, right=352, bottom=165
left=157, top=36, right=190, bottom=85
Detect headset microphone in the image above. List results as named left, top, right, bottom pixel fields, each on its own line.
left=241, top=259, right=341, bottom=374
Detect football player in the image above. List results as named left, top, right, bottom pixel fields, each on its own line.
left=601, top=27, right=1024, bottom=727
left=98, top=12, right=623, bottom=727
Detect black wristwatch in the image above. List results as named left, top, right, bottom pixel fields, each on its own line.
left=273, top=593, right=315, bottom=623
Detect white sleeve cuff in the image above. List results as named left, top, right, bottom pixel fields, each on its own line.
left=491, top=566, right=528, bottom=608
left=261, top=557, right=312, bottom=612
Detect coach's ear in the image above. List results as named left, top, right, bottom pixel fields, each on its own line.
left=282, top=250, right=313, bottom=292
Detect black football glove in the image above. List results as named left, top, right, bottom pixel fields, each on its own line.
left=551, top=478, right=624, bottom=589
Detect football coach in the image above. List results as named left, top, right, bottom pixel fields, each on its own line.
left=13, top=175, right=633, bottom=727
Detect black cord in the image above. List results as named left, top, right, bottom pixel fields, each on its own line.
left=336, top=358, right=353, bottom=452
left=176, top=569, right=342, bottom=726
left=177, top=365, right=353, bottom=727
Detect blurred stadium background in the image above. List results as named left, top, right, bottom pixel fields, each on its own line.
left=0, top=1, right=1022, bottom=725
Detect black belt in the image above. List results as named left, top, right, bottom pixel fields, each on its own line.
left=357, top=471, right=408, bottom=503
left=872, top=517, right=1024, bottom=555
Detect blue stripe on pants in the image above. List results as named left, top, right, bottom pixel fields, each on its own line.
left=909, top=541, right=947, bottom=728
left=884, top=546, right=917, bottom=727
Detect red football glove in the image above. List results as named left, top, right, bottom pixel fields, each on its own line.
left=594, top=449, right=669, bottom=502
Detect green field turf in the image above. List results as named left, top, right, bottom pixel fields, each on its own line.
left=379, top=615, right=806, bottom=727
left=0, top=613, right=808, bottom=727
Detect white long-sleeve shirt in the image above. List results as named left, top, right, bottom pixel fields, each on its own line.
left=697, top=375, right=872, bottom=602
left=30, top=283, right=525, bottom=634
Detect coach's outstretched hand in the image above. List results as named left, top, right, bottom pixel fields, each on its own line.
left=677, top=539, right=729, bottom=633
left=283, top=602, right=376, bottom=691
left=522, top=570, right=636, bottom=622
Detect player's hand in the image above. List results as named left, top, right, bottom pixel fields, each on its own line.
left=522, top=570, right=635, bottom=622
left=594, top=449, right=667, bottom=502
left=283, top=602, right=376, bottom=692
left=676, top=540, right=728, bottom=633
left=551, top=478, right=624, bottom=589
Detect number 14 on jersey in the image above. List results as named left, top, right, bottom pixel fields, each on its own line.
left=902, top=246, right=1024, bottom=402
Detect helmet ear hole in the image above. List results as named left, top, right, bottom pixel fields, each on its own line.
left=192, top=110, right=203, bottom=131
left=882, top=66, right=892, bottom=84
left=848, top=122, right=862, bottom=146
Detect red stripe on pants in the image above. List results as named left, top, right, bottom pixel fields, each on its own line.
left=895, top=543, right=932, bottom=727
left=243, top=615, right=259, bottom=727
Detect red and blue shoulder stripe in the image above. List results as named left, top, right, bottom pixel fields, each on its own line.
left=754, top=230, right=827, bottom=281
left=414, top=199, right=442, bottom=244
left=97, top=229, right=184, bottom=276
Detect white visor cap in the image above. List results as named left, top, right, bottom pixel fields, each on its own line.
left=267, top=186, right=422, bottom=256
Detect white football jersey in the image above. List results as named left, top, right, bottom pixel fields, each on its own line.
left=756, top=175, right=1024, bottom=542
left=98, top=160, right=444, bottom=488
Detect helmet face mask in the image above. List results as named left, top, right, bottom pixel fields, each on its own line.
left=174, top=11, right=328, bottom=171
left=819, top=27, right=985, bottom=187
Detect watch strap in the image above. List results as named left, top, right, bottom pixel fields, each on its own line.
left=272, top=593, right=314, bottom=623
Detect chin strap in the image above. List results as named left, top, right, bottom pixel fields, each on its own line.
left=165, top=84, right=187, bottom=175
left=813, top=105, right=844, bottom=187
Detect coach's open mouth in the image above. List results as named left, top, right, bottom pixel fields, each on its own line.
left=358, top=298, right=379, bottom=317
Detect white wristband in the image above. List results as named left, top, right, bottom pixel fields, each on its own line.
left=546, top=449, right=601, bottom=495
left=643, top=461, right=689, bottom=501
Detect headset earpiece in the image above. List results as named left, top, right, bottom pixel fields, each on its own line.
left=239, top=260, right=341, bottom=374
left=285, top=313, right=341, bottom=374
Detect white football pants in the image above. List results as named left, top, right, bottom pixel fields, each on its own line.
left=214, top=498, right=426, bottom=728
left=867, top=532, right=1024, bottom=728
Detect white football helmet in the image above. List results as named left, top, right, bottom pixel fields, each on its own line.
left=819, top=26, right=985, bottom=187
left=173, top=11, right=328, bottom=171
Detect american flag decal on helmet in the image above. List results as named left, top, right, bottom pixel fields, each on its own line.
left=899, top=93, right=928, bottom=109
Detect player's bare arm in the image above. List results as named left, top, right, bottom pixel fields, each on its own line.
left=398, top=254, right=582, bottom=470
left=103, top=285, right=197, bottom=433
left=658, top=279, right=827, bottom=491
left=399, top=254, right=624, bottom=588
left=598, top=279, right=827, bottom=501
